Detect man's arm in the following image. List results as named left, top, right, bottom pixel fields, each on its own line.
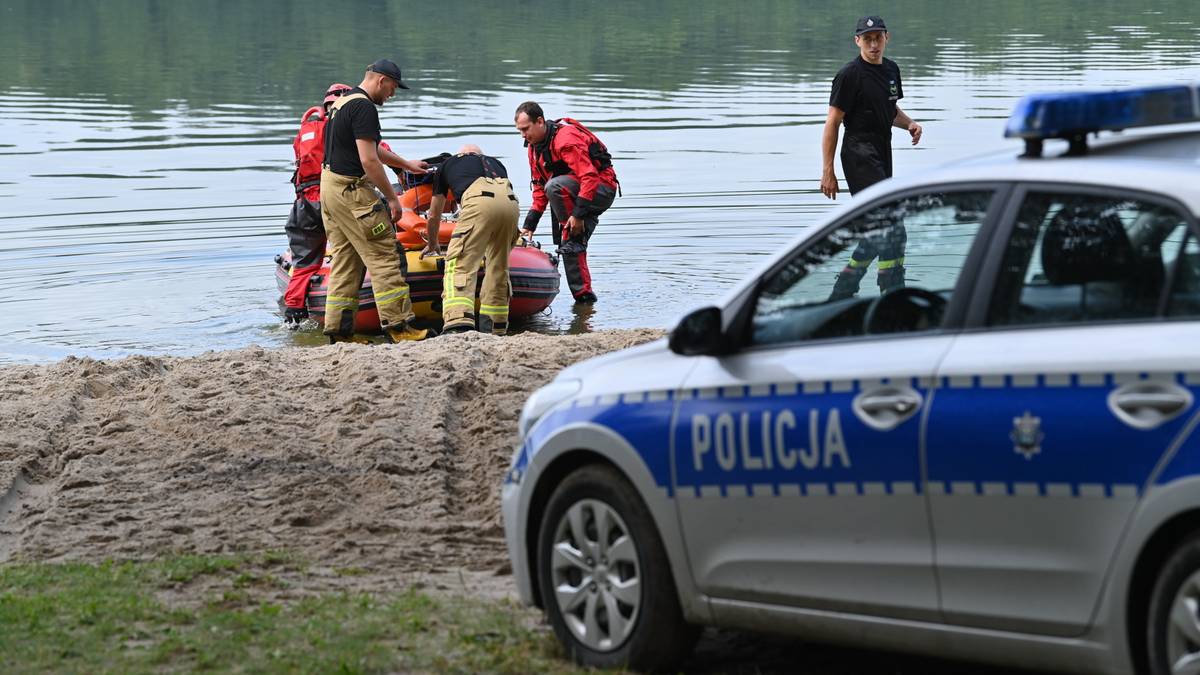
left=378, top=143, right=429, bottom=174
left=820, top=106, right=845, bottom=200
left=893, top=106, right=923, bottom=145
left=522, top=156, right=547, bottom=238
left=357, top=138, right=401, bottom=223
left=559, top=141, right=602, bottom=237
left=421, top=194, right=447, bottom=258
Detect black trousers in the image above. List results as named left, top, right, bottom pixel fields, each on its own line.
left=841, top=133, right=892, bottom=195
left=830, top=133, right=905, bottom=300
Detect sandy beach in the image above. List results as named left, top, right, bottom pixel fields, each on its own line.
left=0, top=329, right=664, bottom=598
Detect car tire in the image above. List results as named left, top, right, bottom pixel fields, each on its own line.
left=1146, top=530, right=1200, bottom=675
left=536, top=463, right=698, bottom=671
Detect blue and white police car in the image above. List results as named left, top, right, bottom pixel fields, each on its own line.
left=502, top=84, right=1200, bottom=674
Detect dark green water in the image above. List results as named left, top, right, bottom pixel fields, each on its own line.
left=1, top=0, right=1198, bottom=362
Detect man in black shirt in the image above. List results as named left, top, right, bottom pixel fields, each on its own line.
left=421, top=144, right=519, bottom=335
left=820, top=16, right=923, bottom=299
left=320, top=58, right=433, bottom=342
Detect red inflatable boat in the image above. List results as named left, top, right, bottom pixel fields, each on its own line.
left=275, top=184, right=559, bottom=333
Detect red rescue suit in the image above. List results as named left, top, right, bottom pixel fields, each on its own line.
left=524, top=119, right=618, bottom=302
left=527, top=119, right=618, bottom=219
left=283, top=106, right=330, bottom=314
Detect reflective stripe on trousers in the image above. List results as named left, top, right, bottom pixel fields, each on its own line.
left=320, top=168, right=414, bottom=335
left=442, top=177, right=520, bottom=334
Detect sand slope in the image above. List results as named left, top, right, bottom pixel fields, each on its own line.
left=0, top=330, right=663, bottom=590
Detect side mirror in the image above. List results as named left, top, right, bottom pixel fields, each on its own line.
left=668, top=306, right=724, bottom=356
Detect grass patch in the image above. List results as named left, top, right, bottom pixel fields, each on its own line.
left=0, top=554, right=601, bottom=674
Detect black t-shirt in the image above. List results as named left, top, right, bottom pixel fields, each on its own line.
left=829, top=57, right=903, bottom=138
left=433, top=153, right=508, bottom=200
left=322, top=87, right=381, bottom=177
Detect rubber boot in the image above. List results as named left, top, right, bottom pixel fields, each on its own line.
left=384, top=323, right=435, bottom=342
left=829, top=266, right=867, bottom=301
left=877, top=265, right=906, bottom=294
left=477, top=315, right=507, bottom=336
left=564, top=251, right=597, bottom=302
left=284, top=306, right=309, bottom=330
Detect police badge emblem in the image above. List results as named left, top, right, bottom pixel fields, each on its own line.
left=1010, top=411, right=1044, bottom=460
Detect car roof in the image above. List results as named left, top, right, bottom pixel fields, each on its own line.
left=876, top=127, right=1200, bottom=217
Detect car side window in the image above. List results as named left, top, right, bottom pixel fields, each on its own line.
left=1166, top=233, right=1200, bottom=317
left=988, top=192, right=1191, bottom=327
left=750, top=191, right=993, bottom=347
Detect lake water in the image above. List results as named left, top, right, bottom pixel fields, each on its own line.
left=2, top=0, right=1199, bottom=363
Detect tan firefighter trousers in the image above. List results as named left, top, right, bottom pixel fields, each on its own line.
left=442, top=177, right=520, bottom=334
left=320, top=170, right=414, bottom=335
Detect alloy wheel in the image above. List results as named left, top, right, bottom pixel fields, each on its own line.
left=548, top=498, right=641, bottom=652
left=1167, top=569, right=1200, bottom=675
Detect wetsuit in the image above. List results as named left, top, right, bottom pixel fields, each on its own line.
left=828, top=56, right=907, bottom=299
left=282, top=112, right=330, bottom=319
left=523, top=119, right=617, bottom=302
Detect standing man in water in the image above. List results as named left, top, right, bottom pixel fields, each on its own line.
left=320, top=59, right=433, bottom=343
left=283, top=82, right=352, bottom=329
left=820, top=16, right=923, bottom=299
left=515, top=101, right=617, bottom=305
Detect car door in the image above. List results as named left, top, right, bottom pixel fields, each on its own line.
left=673, top=186, right=1004, bottom=620
left=925, top=186, right=1200, bottom=636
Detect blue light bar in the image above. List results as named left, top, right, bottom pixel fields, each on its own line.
left=1005, top=84, right=1200, bottom=141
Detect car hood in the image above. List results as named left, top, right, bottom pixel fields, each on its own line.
left=557, top=338, right=698, bottom=397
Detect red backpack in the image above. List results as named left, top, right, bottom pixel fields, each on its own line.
left=292, top=106, right=326, bottom=200
left=557, top=117, right=614, bottom=173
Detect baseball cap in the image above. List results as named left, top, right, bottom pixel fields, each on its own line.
left=367, top=59, right=410, bottom=89
left=855, top=15, right=887, bottom=36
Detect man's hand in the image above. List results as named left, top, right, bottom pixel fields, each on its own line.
left=820, top=106, right=845, bottom=201
left=419, top=239, right=441, bottom=259
left=520, top=228, right=535, bottom=241
left=564, top=215, right=583, bottom=238
left=387, top=195, right=402, bottom=224
left=908, top=122, right=923, bottom=146
left=820, top=168, right=840, bottom=200
left=404, top=159, right=429, bottom=174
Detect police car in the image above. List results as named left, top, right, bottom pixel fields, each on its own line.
left=502, top=84, right=1200, bottom=674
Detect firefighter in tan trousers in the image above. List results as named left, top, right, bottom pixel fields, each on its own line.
left=320, top=59, right=433, bottom=343
left=421, top=145, right=519, bottom=334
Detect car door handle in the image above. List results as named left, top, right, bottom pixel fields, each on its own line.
left=1108, top=382, right=1194, bottom=430
left=853, top=386, right=923, bottom=431
left=1113, top=392, right=1190, bottom=413
left=858, top=393, right=921, bottom=414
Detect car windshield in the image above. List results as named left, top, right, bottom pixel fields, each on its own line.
left=751, top=190, right=992, bottom=345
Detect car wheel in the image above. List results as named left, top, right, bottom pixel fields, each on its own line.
left=536, top=463, right=698, bottom=671
left=1147, top=532, right=1200, bottom=675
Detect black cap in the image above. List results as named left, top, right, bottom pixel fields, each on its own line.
left=367, top=59, right=410, bottom=89
left=855, top=15, right=887, bottom=36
